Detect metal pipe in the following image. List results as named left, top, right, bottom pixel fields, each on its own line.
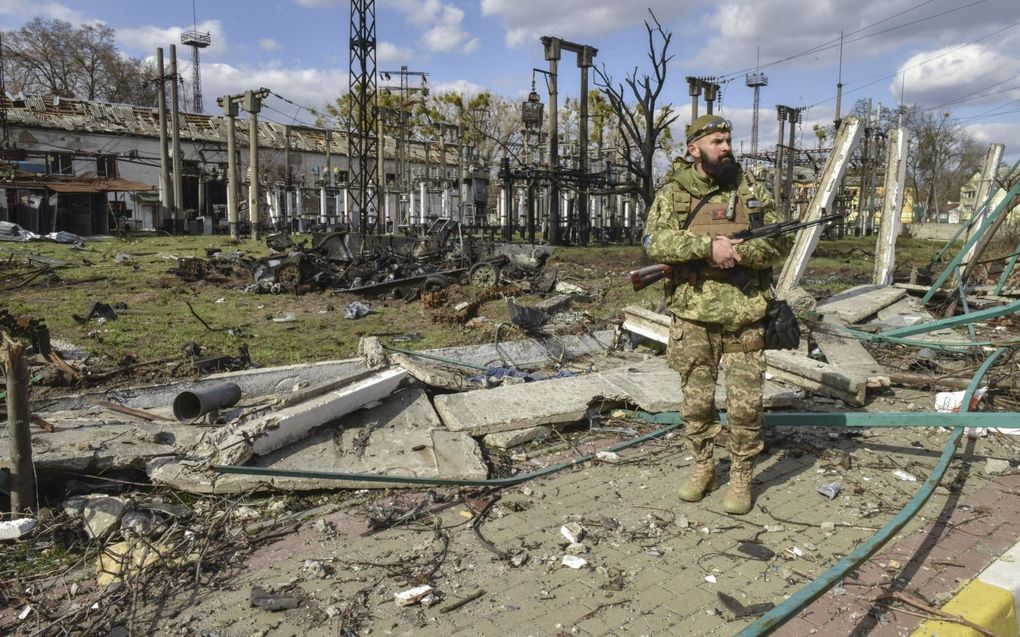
left=173, top=382, right=242, bottom=421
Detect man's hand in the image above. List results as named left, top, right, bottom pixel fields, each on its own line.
left=709, top=235, right=743, bottom=269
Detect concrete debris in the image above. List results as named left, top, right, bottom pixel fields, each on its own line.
left=482, top=425, right=552, bottom=449
left=83, top=496, right=132, bottom=539
left=96, top=539, right=174, bottom=587
left=0, top=518, right=37, bottom=540
left=394, top=584, right=435, bottom=607
left=560, top=555, right=588, bottom=569
left=893, top=469, right=918, bottom=482
left=560, top=522, right=585, bottom=544
left=817, top=482, right=841, bottom=500
left=211, top=366, right=408, bottom=465
left=985, top=458, right=1011, bottom=476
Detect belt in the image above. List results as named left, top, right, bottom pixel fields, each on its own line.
left=675, top=265, right=730, bottom=286
left=721, top=335, right=765, bottom=354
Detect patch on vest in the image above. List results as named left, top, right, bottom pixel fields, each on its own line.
left=711, top=209, right=727, bottom=220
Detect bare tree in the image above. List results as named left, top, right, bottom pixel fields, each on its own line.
left=2, top=17, right=154, bottom=105
left=593, top=10, right=679, bottom=209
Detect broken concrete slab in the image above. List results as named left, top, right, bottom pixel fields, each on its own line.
left=148, top=388, right=487, bottom=493
left=813, top=316, right=890, bottom=389
left=83, top=496, right=132, bottom=539
left=814, top=284, right=907, bottom=324
left=764, top=350, right=867, bottom=406
left=213, top=366, right=408, bottom=465
left=0, top=412, right=204, bottom=473
left=483, top=426, right=554, bottom=449
left=867, top=295, right=966, bottom=346
left=622, top=306, right=670, bottom=344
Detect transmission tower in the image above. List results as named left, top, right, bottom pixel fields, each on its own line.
left=745, top=71, right=768, bottom=155
left=181, top=2, right=210, bottom=113
left=349, top=0, right=380, bottom=233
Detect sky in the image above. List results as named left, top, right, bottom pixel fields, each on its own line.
left=3, top=0, right=1020, bottom=163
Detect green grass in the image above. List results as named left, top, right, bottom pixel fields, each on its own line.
left=1, top=234, right=958, bottom=371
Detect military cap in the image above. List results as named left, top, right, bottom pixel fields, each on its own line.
left=686, top=114, right=731, bottom=144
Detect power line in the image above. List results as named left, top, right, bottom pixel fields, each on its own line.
left=718, top=0, right=986, bottom=81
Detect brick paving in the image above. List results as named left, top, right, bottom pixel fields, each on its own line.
left=155, top=409, right=1020, bottom=637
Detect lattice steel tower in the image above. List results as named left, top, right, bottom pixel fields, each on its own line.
left=745, top=71, right=768, bottom=155
left=181, top=29, right=210, bottom=113
left=348, top=0, right=380, bottom=232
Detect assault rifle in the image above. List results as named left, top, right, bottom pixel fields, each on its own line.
left=630, top=210, right=845, bottom=292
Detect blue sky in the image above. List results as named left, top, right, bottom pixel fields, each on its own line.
left=3, top=0, right=1019, bottom=161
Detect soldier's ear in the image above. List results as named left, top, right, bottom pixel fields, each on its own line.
left=687, top=142, right=699, bottom=160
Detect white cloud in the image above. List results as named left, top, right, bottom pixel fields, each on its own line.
left=117, top=20, right=228, bottom=58
left=202, top=62, right=346, bottom=122
left=0, top=0, right=91, bottom=24
left=385, top=0, right=475, bottom=54
left=481, top=0, right=695, bottom=48
left=432, top=79, right=487, bottom=96
left=259, top=38, right=281, bottom=52
left=377, top=41, right=415, bottom=65
left=894, top=44, right=1020, bottom=109
left=462, top=37, right=480, bottom=55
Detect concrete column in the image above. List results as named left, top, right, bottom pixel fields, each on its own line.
left=873, top=128, right=907, bottom=286
left=170, top=45, right=184, bottom=233
left=156, top=48, right=172, bottom=230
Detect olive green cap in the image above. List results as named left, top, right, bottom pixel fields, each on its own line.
left=686, top=114, right=731, bottom=144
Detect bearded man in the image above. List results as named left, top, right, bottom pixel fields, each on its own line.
left=642, top=114, right=790, bottom=515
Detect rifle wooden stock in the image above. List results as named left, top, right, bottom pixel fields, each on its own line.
left=630, top=264, right=673, bottom=291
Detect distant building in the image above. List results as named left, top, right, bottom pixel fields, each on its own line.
left=0, top=94, right=481, bottom=235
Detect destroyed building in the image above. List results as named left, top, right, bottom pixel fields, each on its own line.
left=0, top=94, right=487, bottom=235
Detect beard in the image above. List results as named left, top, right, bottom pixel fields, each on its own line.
left=701, top=152, right=740, bottom=188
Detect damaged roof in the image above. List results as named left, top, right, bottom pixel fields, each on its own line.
left=3, top=94, right=448, bottom=163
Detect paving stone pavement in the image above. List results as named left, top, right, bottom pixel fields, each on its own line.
left=154, top=402, right=1020, bottom=637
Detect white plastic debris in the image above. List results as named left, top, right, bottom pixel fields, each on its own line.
left=704, top=575, right=717, bottom=584
left=893, top=469, right=918, bottom=482
left=0, top=518, right=37, bottom=541
left=18, top=605, right=31, bottom=620
left=560, top=522, right=585, bottom=544
left=935, top=387, right=988, bottom=413
left=394, top=584, right=434, bottom=607
left=595, top=451, right=621, bottom=463
left=561, top=555, right=588, bottom=569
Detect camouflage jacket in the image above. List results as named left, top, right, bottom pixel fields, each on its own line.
left=643, top=161, right=790, bottom=331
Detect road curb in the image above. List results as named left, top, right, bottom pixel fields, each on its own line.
left=911, top=539, right=1020, bottom=637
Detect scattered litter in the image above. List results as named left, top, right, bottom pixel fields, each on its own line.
left=250, top=586, right=300, bottom=611
left=344, top=301, right=371, bottom=319
left=394, top=584, right=434, bottom=607
left=18, top=605, right=31, bottom=620
left=510, top=552, right=529, bottom=567
left=0, top=518, right=37, bottom=540
left=271, top=313, right=297, bottom=323
left=561, top=555, right=588, bottom=569
left=893, top=469, right=918, bottom=482
left=935, top=387, right=988, bottom=413
left=817, top=482, right=841, bottom=500
left=718, top=591, right=774, bottom=619
left=646, top=548, right=662, bottom=558
left=595, top=450, right=621, bottom=463
left=560, top=522, right=585, bottom=544
left=705, top=575, right=717, bottom=584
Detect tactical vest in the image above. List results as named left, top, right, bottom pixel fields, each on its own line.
left=676, top=183, right=766, bottom=286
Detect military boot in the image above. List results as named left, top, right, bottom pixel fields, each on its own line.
left=677, top=460, right=716, bottom=502
left=723, top=462, right=753, bottom=515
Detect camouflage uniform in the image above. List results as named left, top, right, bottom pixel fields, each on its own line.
left=644, top=158, right=789, bottom=473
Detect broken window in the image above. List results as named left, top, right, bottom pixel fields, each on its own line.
left=97, top=155, right=118, bottom=178
left=47, top=153, right=73, bottom=176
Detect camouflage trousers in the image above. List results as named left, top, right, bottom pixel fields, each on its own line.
left=666, top=316, right=766, bottom=466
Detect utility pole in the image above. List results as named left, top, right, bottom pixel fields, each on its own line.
left=541, top=36, right=598, bottom=246
left=169, top=45, right=184, bottom=233
left=543, top=37, right=561, bottom=245
left=349, top=0, right=379, bottom=234
left=155, top=48, right=173, bottom=230
left=774, top=107, right=786, bottom=209
left=857, top=98, right=873, bottom=233
left=745, top=66, right=768, bottom=155
left=687, top=77, right=700, bottom=122
left=242, top=89, right=269, bottom=239
left=784, top=106, right=801, bottom=216
left=578, top=44, right=596, bottom=245
left=219, top=96, right=239, bottom=240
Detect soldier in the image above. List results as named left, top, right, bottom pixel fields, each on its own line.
left=643, top=114, right=790, bottom=515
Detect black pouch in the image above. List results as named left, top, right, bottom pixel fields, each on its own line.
left=765, top=298, right=800, bottom=350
